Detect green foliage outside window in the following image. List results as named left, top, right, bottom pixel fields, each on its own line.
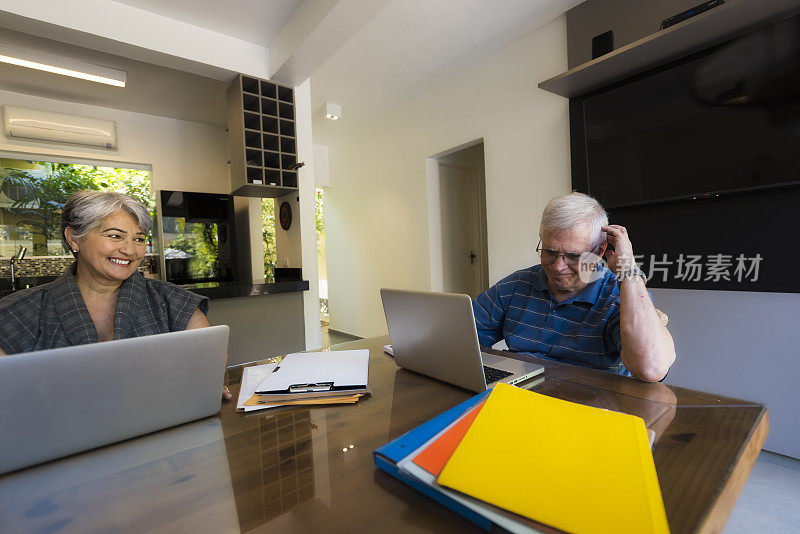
left=315, top=188, right=325, bottom=236
left=262, top=199, right=276, bottom=283
left=0, top=161, right=153, bottom=256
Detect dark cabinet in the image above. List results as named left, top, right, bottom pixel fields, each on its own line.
left=227, top=75, right=298, bottom=197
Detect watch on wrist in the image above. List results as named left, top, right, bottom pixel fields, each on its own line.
left=617, top=267, right=646, bottom=283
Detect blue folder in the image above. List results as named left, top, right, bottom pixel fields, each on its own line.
left=372, top=390, right=492, bottom=531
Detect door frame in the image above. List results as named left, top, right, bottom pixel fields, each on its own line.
left=425, top=139, right=489, bottom=296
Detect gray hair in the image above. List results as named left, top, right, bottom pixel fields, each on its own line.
left=539, top=192, right=608, bottom=248
left=61, top=190, right=152, bottom=254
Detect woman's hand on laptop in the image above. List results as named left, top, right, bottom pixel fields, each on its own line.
left=222, top=386, right=232, bottom=401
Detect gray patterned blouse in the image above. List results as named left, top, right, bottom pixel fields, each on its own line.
left=0, top=263, right=209, bottom=355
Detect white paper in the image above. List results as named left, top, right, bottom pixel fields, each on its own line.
left=236, top=363, right=283, bottom=412
left=255, top=349, right=369, bottom=394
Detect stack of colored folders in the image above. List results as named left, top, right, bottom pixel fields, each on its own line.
left=373, top=383, right=669, bottom=534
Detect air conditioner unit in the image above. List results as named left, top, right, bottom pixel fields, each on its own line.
left=3, top=105, right=117, bottom=149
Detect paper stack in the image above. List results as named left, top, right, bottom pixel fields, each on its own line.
left=375, top=383, right=670, bottom=533
left=237, top=349, right=369, bottom=412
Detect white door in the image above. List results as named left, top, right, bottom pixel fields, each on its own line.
left=439, top=163, right=482, bottom=297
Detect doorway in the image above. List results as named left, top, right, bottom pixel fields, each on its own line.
left=427, top=141, right=489, bottom=298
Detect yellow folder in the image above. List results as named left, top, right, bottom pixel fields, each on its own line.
left=437, top=383, right=669, bottom=534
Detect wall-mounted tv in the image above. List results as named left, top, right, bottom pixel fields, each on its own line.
left=570, top=13, right=800, bottom=209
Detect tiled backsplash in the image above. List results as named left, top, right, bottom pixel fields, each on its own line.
left=0, top=255, right=159, bottom=278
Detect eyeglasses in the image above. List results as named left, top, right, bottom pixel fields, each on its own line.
left=536, top=239, right=598, bottom=266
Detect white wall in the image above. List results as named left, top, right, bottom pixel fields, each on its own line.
left=0, top=89, right=228, bottom=193
left=654, top=288, right=800, bottom=458
left=323, top=17, right=570, bottom=338
left=295, top=79, right=322, bottom=351
left=313, top=144, right=330, bottom=187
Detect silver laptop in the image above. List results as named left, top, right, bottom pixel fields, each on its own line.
left=0, top=325, right=229, bottom=475
left=380, top=289, right=543, bottom=392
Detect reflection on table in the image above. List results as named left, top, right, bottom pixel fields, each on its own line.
left=0, top=419, right=238, bottom=532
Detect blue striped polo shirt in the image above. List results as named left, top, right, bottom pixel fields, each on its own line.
left=473, top=264, right=629, bottom=375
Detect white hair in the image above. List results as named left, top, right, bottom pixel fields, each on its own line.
left=61, top=190, right=152, bottom=254
left=539, top=192, right=608, bottom=248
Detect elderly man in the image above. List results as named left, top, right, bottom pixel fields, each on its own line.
left=473, top=192, right=675, bottom=382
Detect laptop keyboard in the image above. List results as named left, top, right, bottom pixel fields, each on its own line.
left=483, top=365, right=514, bottom=384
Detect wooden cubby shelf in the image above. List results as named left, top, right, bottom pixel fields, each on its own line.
left=262, top=98, right=277, bottom=117
left=228, top=74, right=299, bottom=198
left=262, top=116, right=278, bottom=134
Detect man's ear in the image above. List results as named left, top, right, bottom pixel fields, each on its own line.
left=597, top=240, right=608, bottom=256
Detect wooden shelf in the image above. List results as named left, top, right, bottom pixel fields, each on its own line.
left=277, top=85, right=294, bottom=103
left=228, top=75, right=299, bottom=197
left=232, top=183, right=297, bottom=198
left=262, top=133, right=279, bottom=151
left=260, top=80, right=277, bottom=98
left=280, top=136, right=296, bottom=155
left=262, top=116, right=278, bottom=134
left=281, top=153, right=296, bottom=170
left=264, top=151, right=279, bottom=169
left=539, top=0, right=800, bottom=98
left=282, top=171, right=297, bottom=188
left=261, top=98, right=277, bottom=117
left=241, top=77, right=259, bottom=94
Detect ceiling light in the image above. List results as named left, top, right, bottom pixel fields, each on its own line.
left=324, top=103, right=341, bottom=121
left=0, top=43, right=126, bottom=87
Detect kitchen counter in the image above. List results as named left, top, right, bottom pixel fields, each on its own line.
left=182, top=280, right=309, bottom=300
left=0, top=278, right=310, bottom=301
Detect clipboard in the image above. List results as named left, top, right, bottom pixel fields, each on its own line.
left=254, top=349, right=369, bottom=400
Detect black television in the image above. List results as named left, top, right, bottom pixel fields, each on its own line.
left=570, top=13, right=800, bottom=209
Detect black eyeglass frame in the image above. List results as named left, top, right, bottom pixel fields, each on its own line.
left=536, top=238, right=603, bottom=266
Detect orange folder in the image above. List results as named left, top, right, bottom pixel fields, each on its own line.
left=412, top=401, right=485, bottom=476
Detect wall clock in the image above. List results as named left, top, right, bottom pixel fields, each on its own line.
left=279, top=201, right=292, bottom=230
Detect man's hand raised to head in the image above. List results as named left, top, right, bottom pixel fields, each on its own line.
left=602, top=224, right=636, bottom=274
left=602, top=224, right=675, bottom=382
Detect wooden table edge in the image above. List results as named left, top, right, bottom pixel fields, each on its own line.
left=696, top=407, right=769, bottom=533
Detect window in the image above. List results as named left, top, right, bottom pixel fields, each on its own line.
left=0, top=158, right=155, bottom=278
left=262, top=197, right=276, bottom=283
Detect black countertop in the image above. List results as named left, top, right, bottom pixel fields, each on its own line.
left=0, top=278, right=310, bottom=300
left=182, top=280, right=310, bottom=300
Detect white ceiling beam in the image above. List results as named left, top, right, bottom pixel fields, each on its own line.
left=0, top=0, right=269, bottom=80
left=269, top=0, right=339, bottom=79
left=269, top=0, right=390, bottom=87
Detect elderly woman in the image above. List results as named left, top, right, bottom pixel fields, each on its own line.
left=0, top=190, right=211, bottom=355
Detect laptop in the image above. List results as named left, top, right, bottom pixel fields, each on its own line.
left=0, top=325, right=229, bottom=475
left=380, top=289, right=544, bottom=392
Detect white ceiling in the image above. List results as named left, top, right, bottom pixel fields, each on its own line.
left=310, top=0, right=584, bottom=145
left=110, top=0, right=304, bottom=47
left=0, top=0, right=582, bottom=140
left=98, top=0, right=584, bottom=145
